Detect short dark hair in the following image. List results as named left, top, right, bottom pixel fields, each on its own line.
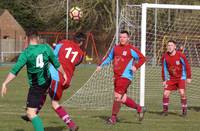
left=168, top=40, right=176, bottom=44
left=27, top=30, right=39, bottom=39
left=120, top=30, right=130, bottom=36
left=73, top=32, right=86, bottom=43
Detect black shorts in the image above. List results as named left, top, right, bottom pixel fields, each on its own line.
left=26, top=78, right=51, bottom=108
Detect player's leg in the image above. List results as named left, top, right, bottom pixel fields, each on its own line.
left=179, top=89, right=187, bottom=116
left=21, top=91, right=48, bottom=122
left=36, top=78, right=51, bottom=114
left=162, top=80, right=175, bottom=116
left=37, top=92, right=48, bottom=114
left=112, top=95, right=121, bottom=118
left=162, top=90, right=171, bottom=115
left=51, top=100, right=78, bottom=131
left=49, top=79, right=78, bottom=130
left=116, top=78, right=142, bottom=113
left=21, top=80, right=50, bottom=122
left=27, top=107, right=44, bottom=131
left=26, top=86, right=49, bottom=131
left=107, top=77, right=144, bottom=124
left=178, top=80, right=187, bottom=116
left=121, top=93, right=142, bottom=113
left=107, top=78, right=127, bottom=124
left=107, top=78, right=128, bottom=124
left=107, top=92, right=122, bottom=125
left=121, top=93, right=144, bottom=121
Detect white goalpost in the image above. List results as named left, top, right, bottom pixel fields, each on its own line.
left=63, top=3, right=200, bottom=111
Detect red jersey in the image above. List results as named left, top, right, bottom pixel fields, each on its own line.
left=57, top=40, right=84, bottom=76
left=100, top=43, right=145, bottom=80
left=49, top=40, right=84, bottom=100
left=162, top=51, right=191, bottom=81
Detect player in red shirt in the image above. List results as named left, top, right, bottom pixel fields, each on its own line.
left=97, top=31, right=146, bottom=124
left=161, top=40, right=192, bottom=116
left=48, top=32, right=85, bottom=131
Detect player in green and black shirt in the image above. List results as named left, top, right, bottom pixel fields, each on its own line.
left=1, top=31, right=67, bottom=131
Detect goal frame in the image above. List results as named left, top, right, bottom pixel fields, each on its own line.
left=140, top=3, right=200, bottom=107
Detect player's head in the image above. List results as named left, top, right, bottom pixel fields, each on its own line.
left=27, top=30, right=40, bottom=44
left=73, top=32, right=86, bottom=46
left=167, top=40, right=176, bottom=54
left=119, top=30, right=130, bottom=45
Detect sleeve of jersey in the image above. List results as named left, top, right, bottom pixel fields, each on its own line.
left=47, top=44, right=60, bottom=69
left=53, top=44, right=62, bottom=58
left=99, top=47, right=114, bottom=67
left=161, top=55, right=169, bottom=81
left=10, top=51, right=27, bottom=75
left=180, top=53, right=191, bottom=79
left=130, top=47, right=146, bottom=69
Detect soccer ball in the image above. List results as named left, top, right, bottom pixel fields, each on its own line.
left=69, top=6, right=83, bottom=21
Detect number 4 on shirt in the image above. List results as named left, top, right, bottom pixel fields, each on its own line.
left=36, top=54, right=44, bottom=68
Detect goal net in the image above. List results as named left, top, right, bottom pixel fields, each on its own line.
left=63, top=4, right=200, bottom=111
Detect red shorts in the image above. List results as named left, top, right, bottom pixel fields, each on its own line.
left=114, top=77, right=131, bottom=94
left=49, top=72, right=72, bottom=100
left=164, top=79, right=186, bottom=91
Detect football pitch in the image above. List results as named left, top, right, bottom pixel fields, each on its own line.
left=0, top=65, right=200, bottom=131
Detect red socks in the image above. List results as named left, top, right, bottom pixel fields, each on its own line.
left=124, top=97, right=141, bottom=113
left=111, top=97, right=141, bottom=116
left=163, top=97, right=187, bottom=113
left=181, top=98, right=187, bottom=113
left=55, top=106, right=76, bottom=128
left=112, top=100, right=121, bottom=116
left=163, top=97, right=169, bottom=112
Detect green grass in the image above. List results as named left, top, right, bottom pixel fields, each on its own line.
left=0, top=65, right=200, bottom=131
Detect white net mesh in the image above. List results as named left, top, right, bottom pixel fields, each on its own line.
left=63, top=4, right=200, bottom=111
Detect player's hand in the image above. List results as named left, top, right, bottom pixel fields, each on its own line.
left=187, top=79, right=191, bottom=84
left=1, top=83, right=7, bottom=97
left=96, top=66, right=102, bottom=72
left=132, top=66, right=137, bottom=73
left=62, top=74, right=67, bottom=86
